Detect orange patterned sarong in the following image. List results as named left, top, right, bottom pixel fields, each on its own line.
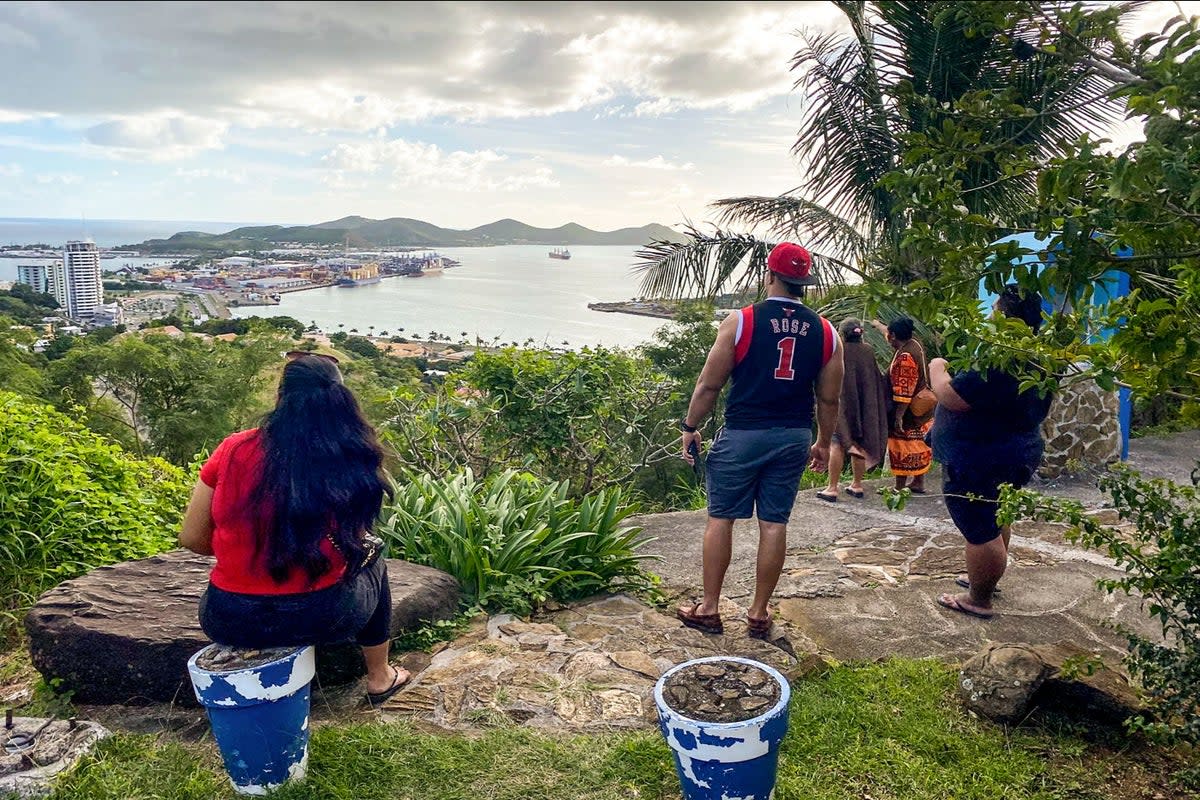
left=888, top=344, right=932, bottom=476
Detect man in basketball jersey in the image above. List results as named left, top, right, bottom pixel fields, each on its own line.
left=676, top=242, right=843, bottom=639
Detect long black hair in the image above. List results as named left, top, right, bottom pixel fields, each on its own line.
left=250, top=355, right=391, bottom=585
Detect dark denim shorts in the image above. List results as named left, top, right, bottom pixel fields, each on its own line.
left=705, top=427, right=813, bottom=524
left=199, top=558, right=392, bottom=648
left=943, top=462, right=1034, bottom=545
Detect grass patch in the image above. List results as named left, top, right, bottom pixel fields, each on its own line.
left=37, top=660, right=1188, bottom=800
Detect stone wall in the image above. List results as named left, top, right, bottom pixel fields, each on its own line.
left=1039, top=376, right=1122, bottom=478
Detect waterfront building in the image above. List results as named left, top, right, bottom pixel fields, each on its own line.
left=52, top=241, right=104, bottom=317
left=16, top=263, right=49, bottom=294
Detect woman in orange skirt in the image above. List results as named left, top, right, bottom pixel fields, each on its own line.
left=874, top=318, right=933, bottom=492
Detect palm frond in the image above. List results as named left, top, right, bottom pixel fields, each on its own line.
left=713, top=193, right=873, bottom=273
left=817, top=291, right=945, bottom=361
left=632, top=226, right=850, bottom=301
left=790, top=27, right=901, bottom=236
left=789, top=1, right=1133, bottom=231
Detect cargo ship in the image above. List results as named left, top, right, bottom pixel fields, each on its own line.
left=337, top=262, right=381, bottom=286
left=406, top=254, right=444, bottom=276
left=549, top=247, right=571, bottom=260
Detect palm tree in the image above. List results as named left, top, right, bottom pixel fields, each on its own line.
left=636, top=1, right=1126, bottom=299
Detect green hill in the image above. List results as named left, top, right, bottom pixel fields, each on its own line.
left=127, top=217, right=686, bottom=252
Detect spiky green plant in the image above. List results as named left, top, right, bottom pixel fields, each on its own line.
left=377, top=470, right=657, bottom=615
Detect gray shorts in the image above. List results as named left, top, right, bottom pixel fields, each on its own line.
left=705, top=427, right=813, bottom=524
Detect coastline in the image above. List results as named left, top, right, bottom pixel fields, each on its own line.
left=586, top=301, right=676, bottom=320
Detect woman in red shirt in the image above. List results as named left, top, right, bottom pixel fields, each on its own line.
left=179, top=353, right=408, bottom=706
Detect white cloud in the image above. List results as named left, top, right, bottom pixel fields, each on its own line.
left=604, top=154, right=695, bottom=171
left=323, top=137, right=558, bottom=192
left=172, top=167, right=247, bottom=184
left=84, top=114, right=227, bottom=160
left=34, top=172, right=81, bottom=185
left=629, top=182, right=695, bottom=204
left=0, top=163, right=21, bottom=177
left=0, top=108, right=44, bottom=123
left=0, top=2, right=835, bottom=129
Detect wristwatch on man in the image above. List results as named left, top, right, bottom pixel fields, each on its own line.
left=679, top=419, right=697, bottom=433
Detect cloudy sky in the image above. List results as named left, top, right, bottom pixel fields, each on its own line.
left=0, top=2, right=1193, bottom=231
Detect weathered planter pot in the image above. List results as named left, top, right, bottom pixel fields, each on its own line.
left=187, top=645, right=315, bottom=796
left=653, top=656, right=792, bottom=800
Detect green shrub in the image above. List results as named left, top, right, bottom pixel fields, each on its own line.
left=0, top=392, right=190, bottom=637
left=377, top=470, right=658, bottom=615
left=1002, top=463, right=1200, bottom=750
left=380, top=346, right=687, bottom=509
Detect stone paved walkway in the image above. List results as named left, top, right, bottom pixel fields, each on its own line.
left=641, top=431, right=1198, bottom=666
left=378, top=595, right=806, bottom=730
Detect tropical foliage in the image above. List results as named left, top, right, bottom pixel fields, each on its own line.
left=46, top=331, right=285, bottom=464
left=0, top=392, right=190, bottom=638
left=1002, top=465, right=1200, bottom=750
left=378, top=470, right=657, bottom=615
left=380, top=344, right=693, bottom=506
left=635, top=0, right=1127, bottom=297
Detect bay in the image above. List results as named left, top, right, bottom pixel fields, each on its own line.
left=0, top=217, right=249, bottom=249
left=230, top=245, right=669, bottom=350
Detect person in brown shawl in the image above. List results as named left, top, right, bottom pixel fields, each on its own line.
left=817, top=318, right=889, bottom=501
left=873, top=317, right=934, bottom=492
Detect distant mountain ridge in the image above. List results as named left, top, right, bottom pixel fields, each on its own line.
left=129, top=216, right=686, bottom=252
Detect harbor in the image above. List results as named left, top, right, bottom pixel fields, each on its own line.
left=146, top=251, right=456, bottom=308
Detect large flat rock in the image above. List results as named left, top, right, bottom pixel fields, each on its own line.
left=25, top=550, right=461, bottom=705
left=640, top=433, right=1187, bottom=668
left=380, top=594, right=808, bottom=731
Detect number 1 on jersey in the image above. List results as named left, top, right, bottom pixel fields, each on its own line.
left=774, top=337, right=796, bottom=380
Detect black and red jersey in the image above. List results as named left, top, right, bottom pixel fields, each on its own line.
left=724, top=297, right=837, bottom=430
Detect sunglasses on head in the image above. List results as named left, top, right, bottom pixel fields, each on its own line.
left=284, top=350, right=340, bottom=365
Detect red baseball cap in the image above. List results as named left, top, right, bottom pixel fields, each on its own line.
left=767, top=242, right=817, bottom=285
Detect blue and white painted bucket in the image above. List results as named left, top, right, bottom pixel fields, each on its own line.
left=187, top=645, right=316, bottom=796
left=654, top=656, right=792, bottom=800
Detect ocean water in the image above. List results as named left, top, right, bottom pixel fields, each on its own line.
left=0, top=219, right=671, bottom=349
left=230, top=245, right=669, bottom=349
left=0, top=217, right=253, bottom=249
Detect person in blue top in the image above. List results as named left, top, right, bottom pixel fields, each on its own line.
left=676, top=242, right=843, bottom=639
left=929, top=284, right=1053, bottom=619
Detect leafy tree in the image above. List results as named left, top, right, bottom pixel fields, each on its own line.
left=340, top=335, right=383, bottom=361
left=6, top=282, right=58, bottom=309
left=641, top=302, right=721, bottom=427
left=258, top=315, right=307, bottom=337
left=144, top=314, right=188, bottom=330
left=870, top=5, right=1200, bottom=753
left=192, top=318, right=251, bottom=336
left=635, top=1, right=1128, bottom=299
left=381, top=347, right=684, bottom=503
left=47, top=332, right=284, bottom=463
left=0, top=293, right=56, bottom=326
left=41, top=334, right=77, bottom=361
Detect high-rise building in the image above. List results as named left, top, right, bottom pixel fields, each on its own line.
left=46, top=261, right=66, bottom=309
left=55, top=241, right=104, bottom=317
left=16, top=263, right=48, bottom=294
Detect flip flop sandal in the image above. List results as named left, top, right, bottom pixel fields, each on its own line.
left=746, top=614, right=772, bottom=640
left=816, top=491, right=838, bottom=503
left=936, top=593, right=994, bottom=620
left=844, top=487, right=865, bottom=498
left=365, top=665, right=411, bottom=707
left=955, top=576, right=1001, bottom=594
left=908, top=487, right=927, bottom=494
left=677, top=602, right=724, bottom=635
